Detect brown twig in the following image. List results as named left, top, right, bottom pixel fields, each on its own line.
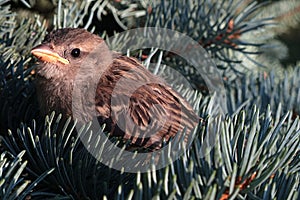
left=220, top=172, right=257, bottom=200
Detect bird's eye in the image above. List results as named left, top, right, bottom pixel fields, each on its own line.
left=71, top=48, right=81, bottom=57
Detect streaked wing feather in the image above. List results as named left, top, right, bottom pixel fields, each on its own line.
left=95, top=55, right=199, bottom=149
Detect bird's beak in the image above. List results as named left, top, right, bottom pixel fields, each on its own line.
left=31, top=44, right=69, bottom=65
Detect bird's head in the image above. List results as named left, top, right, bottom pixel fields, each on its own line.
left=31, top=28, right=110, bottom=80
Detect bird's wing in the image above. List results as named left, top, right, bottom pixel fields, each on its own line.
left=126, top=83, right=199, bottom=149
left=95, top=55, right=199, bottom=149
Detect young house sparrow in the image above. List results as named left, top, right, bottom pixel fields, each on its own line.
left=31, top=28, right=200, bottom=150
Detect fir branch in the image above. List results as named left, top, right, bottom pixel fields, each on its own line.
left=1, top=113, right=136, bottom=199
left=192, top=106, right=300, bottom=199
left=0, top=151, right=54, bottom=200
left=226, top=67, right=300, bottom=116
left=0, top=2, right=47, bottom=131
left=1, top=100, right=300, bottom=199
left=79, top=0, right=150, bottom=30
left=146, top=0, right=273, bottom=75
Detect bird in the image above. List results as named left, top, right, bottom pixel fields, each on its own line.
left=31, top=28, right=200, bottom=151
